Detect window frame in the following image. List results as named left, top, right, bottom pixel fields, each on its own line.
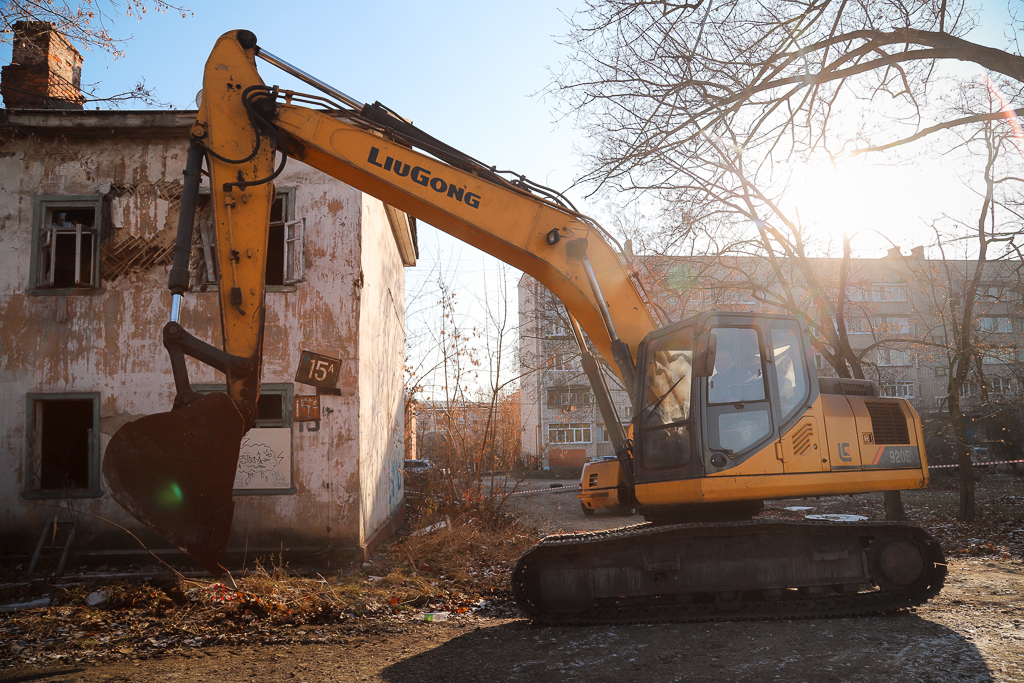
left=879, top=381, right=916, bottom=399
left=813, top=353, right=827, bottom=373
left=977, top=285, right=1005, bottom=302
left=989, top=376, right=1012, bottom=394
left=546, top=352, right=578, bottom=371
left=878, top=316, right=913, bottom=335
left=547, top=422, right=592, bottom=444
left=877, top=348, right=913, bottom=366
left=23, top=392, right=102, bottom=499
left=981, top=316, right=1012, bottom=334
left=982, top=349, right=1016, bottom=365
left=546, top=385, right=592, bottom=408
left=597, top=420, right=631, bottom=442
left=846, top=317, right=872, bottom=335
left=28, top=195, right=104, bottom=295
left=871, top=283, right=908, bottom=302
left=193, top=187, right=304, bottom=292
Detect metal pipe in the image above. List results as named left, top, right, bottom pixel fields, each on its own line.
left=256, top=48, right=364, bottom=111
left=171, top=294, right=182, bottom=324
left=580, top=255, right=619, bottom=341
left=168, top=143, right=204, bottom=298
left=569, top=313, right=634, bottom=489
left=578, top=252, right=637, bottom=399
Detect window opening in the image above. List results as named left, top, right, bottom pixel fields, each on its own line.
left=36, top=206, right=99, bottom=289
left=255, top=392, right=285, bottom=426
left=38, top=399, right=91, bottom=489
left=266, top=195, right=306, bottom=286
left=194, top=190, right=303, bottom=288
left=27, top=395, right=99, bottom=498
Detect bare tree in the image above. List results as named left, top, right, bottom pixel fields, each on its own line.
left=554, top=0, right=1022, bottom=191
left=2, top=1, right=190, bottom=58
left=903, top=113, right=1023, bottom=520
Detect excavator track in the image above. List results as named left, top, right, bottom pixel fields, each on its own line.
left=511, top=520, right=946, bottom=624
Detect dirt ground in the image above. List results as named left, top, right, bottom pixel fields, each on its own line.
left=4, top=472, right=1024, bottom=682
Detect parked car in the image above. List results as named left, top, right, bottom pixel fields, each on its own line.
left=404, top=459, right=434, bottom=475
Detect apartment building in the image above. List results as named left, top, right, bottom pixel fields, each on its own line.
left=519, top=278, right=633, bottom=470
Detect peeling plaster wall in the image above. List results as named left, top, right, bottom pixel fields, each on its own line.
left=0, top=122, right=406, bottom=561
left=357, top=196, right=406, bottom=544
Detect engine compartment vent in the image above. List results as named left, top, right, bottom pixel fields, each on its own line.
left=818, top=378, right=878, bottom=397
left=791, top=421, right=815, bottom=456
left=865, top=402, right=911, bottom=444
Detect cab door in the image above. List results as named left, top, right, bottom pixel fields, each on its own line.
left=765, top=318, right=823, bottom=473
left=700, top=324, right=776, bottom=473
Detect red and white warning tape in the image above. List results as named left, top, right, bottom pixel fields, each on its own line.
left=509, top=484, right=582, bottom=496
left=929, top=458, right=1024, bottom=469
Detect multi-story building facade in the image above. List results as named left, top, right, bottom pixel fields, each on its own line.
left=519, top=278, right=632, bottom=470
left=520, top=247, right=1024, bottom=470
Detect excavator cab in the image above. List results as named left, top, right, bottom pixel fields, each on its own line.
left=581, top=313, right=819, bottom=516
left=633, top=313, right=817, bottom=484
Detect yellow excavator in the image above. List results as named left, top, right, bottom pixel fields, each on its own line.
left=104, top=30, right=945, bottom=623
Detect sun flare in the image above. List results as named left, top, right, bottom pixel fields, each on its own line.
left=783, top=157, right=969, bottom=253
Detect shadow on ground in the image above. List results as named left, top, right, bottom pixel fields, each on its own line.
left=382, top=614, right=991, bottom=683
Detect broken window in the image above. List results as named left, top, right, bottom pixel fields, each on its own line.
left=31, top=197, right=103, bottom=291
left=254, top=389, right=288, bottom=428
left=193, top=188, right=305, bottom=289
left=266, top=192, right=305, bottom=287
left=194, top=383, right=294, bottom=428
left=25, top=394, right=100, bottom=498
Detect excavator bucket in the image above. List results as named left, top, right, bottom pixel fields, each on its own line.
left=103, top=392, right=246, bottom=577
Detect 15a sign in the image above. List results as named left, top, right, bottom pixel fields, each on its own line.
left=295, top=350, right=341, bottom=389
left=293, top=395, right=321, bottom=422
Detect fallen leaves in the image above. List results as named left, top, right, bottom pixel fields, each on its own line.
left=0, top=514, right=536, bottom=669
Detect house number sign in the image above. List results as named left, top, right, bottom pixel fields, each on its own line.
left=294, top=350, right=341, bottom=389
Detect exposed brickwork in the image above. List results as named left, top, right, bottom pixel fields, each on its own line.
left=1, top=21, right=85, bottom=110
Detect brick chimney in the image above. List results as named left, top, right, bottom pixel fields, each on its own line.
left=1, top=22, right=85, bottom=110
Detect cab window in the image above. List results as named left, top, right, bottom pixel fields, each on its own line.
left=639, top=326, right=693, bottom=470
left=770, top=319, right=811, bottom=425
left=706, top=327, right=772, bottom=456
